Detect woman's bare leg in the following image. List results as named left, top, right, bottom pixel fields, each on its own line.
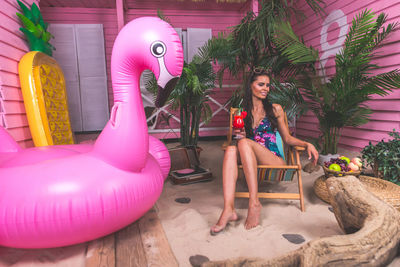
left=237, top=139, right=285, bottom=229
left=211, top=146, right=239, bottom=234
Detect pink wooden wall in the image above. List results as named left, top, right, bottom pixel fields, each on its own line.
left=39, top=3, right=246, bottom=140
left=0, top=0, right=39, bottom=148
left=0, top=1, right=246, bottom=148
left=293, top=0, right=400, bottom=151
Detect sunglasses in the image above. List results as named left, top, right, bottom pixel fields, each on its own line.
left=252, top=66, right=270, bottom=74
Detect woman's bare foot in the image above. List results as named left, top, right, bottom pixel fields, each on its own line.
left=245, top=202, right=261, bottom=230
left=210, top=209, right=239, bottom=235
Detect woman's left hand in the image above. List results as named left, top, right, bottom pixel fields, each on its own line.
left=306, top=143, right=319, bottom=165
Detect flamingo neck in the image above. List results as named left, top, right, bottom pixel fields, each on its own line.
left=93, top=63, right=148, bottom=172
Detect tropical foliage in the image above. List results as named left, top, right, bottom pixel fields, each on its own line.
left=361, top=130, right=400, bottom=185
left=205, top=0, right=324, bottom=118
left=16, top=0, right=54, bottom=56
left=273, top=9, right=400, bottom=154
left=170, top=54, right=215, bottom=147
left=145, top=47, right=215, bottom=147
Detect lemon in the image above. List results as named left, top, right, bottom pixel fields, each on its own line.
left=329, top=163, right=341, bottom=172
left=339, top=156, right=350, bottom=165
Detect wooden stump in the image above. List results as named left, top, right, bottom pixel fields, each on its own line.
left=203, top=176, right=400, bottom=267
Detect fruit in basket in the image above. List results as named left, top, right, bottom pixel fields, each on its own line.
left=339, top=156, right=350, bottom=165
left=348, top=162, right=359, bottom=171
left=324, top=157, right=351, bottom=172
left=351, top=157, right=362, bottom=168
left=328, top=163, right=341, bottom=172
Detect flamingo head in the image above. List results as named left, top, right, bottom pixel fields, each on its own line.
left=112, top=17, right=183, bottom=107
left=146, top=19, right=184, bottom=107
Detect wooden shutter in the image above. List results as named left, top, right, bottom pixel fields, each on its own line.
left=48, top=24, right=82, bottom=132
left=75, top=24, right=109, bottom=131
left=187, top=28, right=212, bottom=62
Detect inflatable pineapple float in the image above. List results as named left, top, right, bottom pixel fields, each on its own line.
left=17, top=0, right=74, bottom=146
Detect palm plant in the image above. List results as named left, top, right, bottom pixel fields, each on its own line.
left=170, top=54, right=215, bottom=147
left=16, top=0, right=54, bottom=56
left=145, top=46, right=215, bottom=148
left=273, top=9, right=400, bottom=154
left=206, top=0, right=324, bottom=119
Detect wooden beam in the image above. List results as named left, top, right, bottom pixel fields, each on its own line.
left=139, top=208, right=179, bottom=266
left=116, top=0, right=124, bottom=32
left=235, top=192, right=301, bottom=199
left=116, top=222, right=147, bottom=267
left=85, top=234, right=116, bottom=267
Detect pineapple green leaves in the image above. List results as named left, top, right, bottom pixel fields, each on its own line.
left=16, top=0, right=54, bottom=56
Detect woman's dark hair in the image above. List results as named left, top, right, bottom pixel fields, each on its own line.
left=243, top=70, right=277, bottom=138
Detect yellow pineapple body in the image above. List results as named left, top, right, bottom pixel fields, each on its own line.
left=19, top=51, right=74, bottom=146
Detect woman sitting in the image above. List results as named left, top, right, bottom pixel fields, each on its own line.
left=210, top=68, right=319, bottom=235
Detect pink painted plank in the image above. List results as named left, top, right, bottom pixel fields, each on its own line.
left=116, top=0, right=124, bottom=32
left=0, top=56, right=19, bottom=74
left=41, top=7, right=116, bottom=14
left=0, top=86, right=23, bottom=101
left=0, top=71, right=20, bottom=87
left=17, top=139, right=33, bottom=149
left=2, top=113, right=29, bottom=128
left=0, top=12, right=24, bottom=35
left=7, top=126, right=32, bottom=142
left=124, top=0, right=245, bottom=12
left=366, top=100, right=400, bottom=111
left=0, top=42, right=27, bottom=61
left=1, top=100, right=25, bottom=114
left=0, top=27, right=29, bottom=50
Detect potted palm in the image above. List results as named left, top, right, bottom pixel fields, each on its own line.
left=170, top=53, right=215, bottom=148
left=206, top=0, right=324, bottom=123
left=273, top=9, right=400, bottom=158
left=145, top=47, right=215, bottom=149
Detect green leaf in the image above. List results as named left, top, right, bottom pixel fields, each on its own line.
left=41, top=31, right=52, bottom=43
left=16, top=0, right=34, bottom=21
left=30, top=3, right=41, bottom=24
left=16, top=13, right=41, bottom=38
left=273, top=21, right=319, bottom=64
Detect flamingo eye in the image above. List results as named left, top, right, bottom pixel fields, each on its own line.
left=151, top=41, right=166, bottom=57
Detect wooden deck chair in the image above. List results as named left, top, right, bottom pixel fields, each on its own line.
left=223, top=107, right=306, bottom=211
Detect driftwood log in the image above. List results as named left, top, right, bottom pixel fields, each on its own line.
left=203, top=176, right=400, bottom=267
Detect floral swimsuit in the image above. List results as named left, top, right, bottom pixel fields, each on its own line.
left=250, top=117, right=283, bottom=158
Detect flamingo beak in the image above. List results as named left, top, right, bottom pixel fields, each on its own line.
left=154, top=56, right=180, bottom=108
left=155, top=77, right=179, bottom=108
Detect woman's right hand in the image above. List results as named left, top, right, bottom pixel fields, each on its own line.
left=233, top=128, right=246, bottom=139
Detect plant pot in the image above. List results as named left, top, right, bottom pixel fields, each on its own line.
left=318, top=153, right=340, bottom=166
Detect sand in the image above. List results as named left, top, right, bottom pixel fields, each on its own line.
left=159, top=140, right=400, bottom=267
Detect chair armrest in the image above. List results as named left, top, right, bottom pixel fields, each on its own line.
left=293, top=146, right=306, bottom=151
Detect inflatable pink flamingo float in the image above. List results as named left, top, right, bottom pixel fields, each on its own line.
left=0, top=17, right=183, bottom=248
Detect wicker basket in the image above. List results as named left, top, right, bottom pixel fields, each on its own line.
left=313, top=175, right=400, bottom=212
left=322, top=165, right=361, bottom=178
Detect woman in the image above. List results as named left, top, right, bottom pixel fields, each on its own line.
left=210, top=69, right=319, bottom=235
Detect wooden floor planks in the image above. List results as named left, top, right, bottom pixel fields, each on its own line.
left=85, top=208, right=178, bottom=267
left=116, top=221, right=147, bottom=267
